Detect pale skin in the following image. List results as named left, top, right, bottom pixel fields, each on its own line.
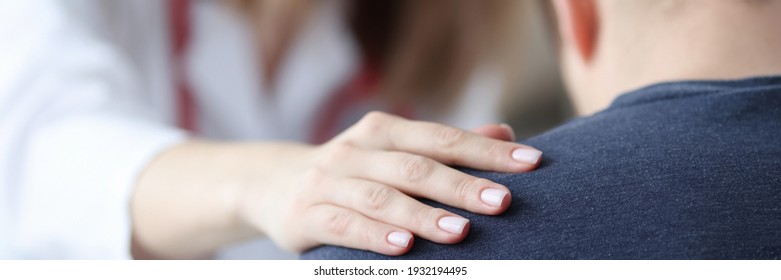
left=552, top=0, right=781, bottom=115
left=131, top=112, right=542, bottom=259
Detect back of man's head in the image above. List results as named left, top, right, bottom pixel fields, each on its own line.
left=549, top=0, right=781, bottom=115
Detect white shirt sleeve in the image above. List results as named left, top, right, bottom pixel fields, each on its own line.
left=0, top=1, right=186, bottom=259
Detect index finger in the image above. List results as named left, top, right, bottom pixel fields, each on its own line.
left=348, top=112, right=542, bottom=173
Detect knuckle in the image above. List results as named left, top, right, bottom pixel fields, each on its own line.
left=486, top=142, right=509, bottom=158
left=455, top=177, right=480, bottom=202
left=363, top=111, right=390, bottom=123
left=357, top=111, right=391, bottom=134
left=361, top=227, right=374, bottom=246
left=399, top=155, right=433, bottom=184
left=326, top=211, right=354, bottom=237
left=366, top=185, right=394, bottom=213
left=409, top=207, right=431, bottom=229
left=434, top=127, right=467, bottom=149
left=409, top=207, right=447, bottom=232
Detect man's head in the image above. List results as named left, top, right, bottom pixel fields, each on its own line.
left=549, top=0, right=781, bottom=115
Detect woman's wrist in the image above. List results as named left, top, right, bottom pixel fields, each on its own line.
left=231, top=142, right=316, bottom=248
left=131, top=140, right=290, bottom=258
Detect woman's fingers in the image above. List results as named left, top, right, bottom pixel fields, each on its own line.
left=329, top=147, right=511, bottom=215
left=326, top=178, right=471, bottom=244
left=295, top=112, right=540, bottom=254
left=345, top=112, right=541, bottom=173
left=303, top=204, right=413, bottom=256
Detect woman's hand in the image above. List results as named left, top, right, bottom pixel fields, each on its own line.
left=239, top=112, right=542, bottom=255
left=131, top=112, right=541, bottom=259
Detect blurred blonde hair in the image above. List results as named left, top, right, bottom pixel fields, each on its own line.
left=230, top=0, right=525, bottom=112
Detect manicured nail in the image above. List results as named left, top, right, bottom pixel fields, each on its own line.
left=499, top=123, right=516, bottom=141
left=480, top=188, right=508, bottom=207
left=438, top=217, right=469, bottom=234
left=512, top=148, right=542, bottom=164
left=387, top=231, right=412, bottom=248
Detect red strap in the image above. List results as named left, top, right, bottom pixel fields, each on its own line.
left=169, top=0, right=198, bottom=132
left=169, top=3, right=412, bottom=140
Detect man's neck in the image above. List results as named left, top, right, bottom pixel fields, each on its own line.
left=584, top=3, right=781, bottom=115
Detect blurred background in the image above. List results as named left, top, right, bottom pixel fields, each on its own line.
left=0, top=0, right=571, bottom=259
left=497, top=0, right=572, bottom=138
left=222, top=0, right=571, bottom=141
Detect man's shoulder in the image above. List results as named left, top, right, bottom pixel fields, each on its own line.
left=303, top=79, right=781, bottom=259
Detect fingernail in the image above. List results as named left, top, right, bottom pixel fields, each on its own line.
left=480, top=188, right=508, bottom=207
left=499, top=123, right=516, bottom=141
left=512, top=148, right=542, bottom=164
left=387, top=231, right=412, bottom=248
left=438, top=217, right=469, bottom=234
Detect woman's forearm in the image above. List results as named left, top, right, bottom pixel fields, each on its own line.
left=129, top=140, right=306, bottom=259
